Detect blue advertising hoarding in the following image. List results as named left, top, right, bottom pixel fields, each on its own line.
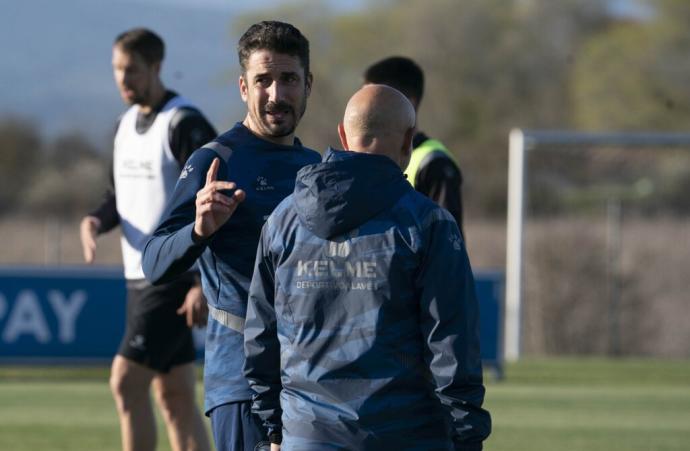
left=0, top=266, right=126, bottom=362
left=475, top=271, right=504, bottom=377
left=0, top=266, right=501, bottom=373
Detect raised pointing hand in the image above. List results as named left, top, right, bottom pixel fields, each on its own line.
left=193, top=157, right=246, bottom=240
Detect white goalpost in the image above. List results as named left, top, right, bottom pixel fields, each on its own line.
left=504, top=128, right=690, bottom=361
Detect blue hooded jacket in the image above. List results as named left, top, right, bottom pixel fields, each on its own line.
left=244, top=149, right=491, bottom=451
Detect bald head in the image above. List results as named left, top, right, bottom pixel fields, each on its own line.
left=338, top=84, right=416, bottom=169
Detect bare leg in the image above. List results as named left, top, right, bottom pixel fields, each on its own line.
left=110, top=355, right=157, bottom=451
left=152, top=362, right=210, bottom=451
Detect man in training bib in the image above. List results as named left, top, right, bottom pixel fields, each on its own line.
left=80, top=28, right=213, bottom=451
left=364, top=56, right=465, bottom=237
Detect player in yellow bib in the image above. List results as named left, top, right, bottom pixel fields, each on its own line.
left=364, top=56, right=465, bottom=238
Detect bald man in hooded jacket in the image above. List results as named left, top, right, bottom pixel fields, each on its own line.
left=243, top=85, right=491, bottom=451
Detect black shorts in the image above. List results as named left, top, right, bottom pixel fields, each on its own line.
left=118, top=274, right=197, bottom=373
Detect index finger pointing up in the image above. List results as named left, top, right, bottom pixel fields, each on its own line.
left=206, top=157, right=220, bottom=185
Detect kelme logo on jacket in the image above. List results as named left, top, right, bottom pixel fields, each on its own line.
left=179, top=163, right=194, bottom=180
left=254, top=176, right=275, bottom=191
left=295, top=240, right=381, bottom=290
left=327, top=241, right=351, bottom=258
left=449, top=233, right=463, bottom=251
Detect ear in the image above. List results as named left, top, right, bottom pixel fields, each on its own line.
left=305, top=72, right=313, bottom=98
left=239, top=75, right=248, bottom=102
left=152, top=61, right=162, bottom=76
left=337, top=123, right=349, bottom=150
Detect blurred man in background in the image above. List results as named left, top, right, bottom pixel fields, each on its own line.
left=79, top=28, right=214, bottom=451
left=243, top=84, right=491, bottom=450
left=364, top=56, right=465, bottom=237
left=141, top=21, right=320, bottom=451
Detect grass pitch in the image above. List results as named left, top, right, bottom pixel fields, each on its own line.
left=0, top=359, right=689, bottom=450
left=485, top=359, right=690, bottom=451
left=0, top=366, right=205, bottom=451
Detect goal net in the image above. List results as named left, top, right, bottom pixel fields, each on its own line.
left=505, top=129, right=690, bottom=360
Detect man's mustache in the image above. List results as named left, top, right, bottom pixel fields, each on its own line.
left=264, top=101, right=293, bottom=115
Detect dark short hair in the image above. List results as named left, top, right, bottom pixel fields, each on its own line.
left=114, top=28, right=165, bottom=65
left=238, top=21, right=310, bottom=75
left=363, top=56, right=424, bottom=104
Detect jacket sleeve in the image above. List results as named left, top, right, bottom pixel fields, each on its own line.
left=89, top=163, right=120, bottom=234
left=416, top=209, right=491, bottom=450
left=168, top=107, right=217, bottom=168
left=142, top=147, right=218, bottom=285
left=243, top=223, right=283, bottom=440
left=415, top=154, right=464, bottom=237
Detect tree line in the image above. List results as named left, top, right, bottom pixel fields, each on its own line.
left=0, top=116, right=108, bottom=219
left=235, top=0, right=690, bottom=217
left=3, top=0, right=689, bottom=220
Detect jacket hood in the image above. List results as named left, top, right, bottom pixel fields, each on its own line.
left=293, top=148, right=411, bottom=239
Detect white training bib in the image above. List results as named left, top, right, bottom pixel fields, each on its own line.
left=113, top=96, right=192, bottom=279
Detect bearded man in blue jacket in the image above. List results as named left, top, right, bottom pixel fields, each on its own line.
left=141, top=21, right=320, bottom=451
left=243, top=84, right=491, bottom=451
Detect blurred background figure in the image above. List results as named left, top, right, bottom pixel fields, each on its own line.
left=79, top=27, right=214, bottom=451
left=364, top=56, right=465, bottom=237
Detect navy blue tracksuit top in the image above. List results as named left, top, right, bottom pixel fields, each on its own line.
left=141, top=122, right=320, bottom=413
left=243, top=149, right=491, bottom=450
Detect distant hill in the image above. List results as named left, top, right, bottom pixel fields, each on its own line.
left=1, top=0, right=249, bottom=146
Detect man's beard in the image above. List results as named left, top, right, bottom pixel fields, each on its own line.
left=123, top=85, right=149, bottom=107
left=261, top=98, right=307, bottom=138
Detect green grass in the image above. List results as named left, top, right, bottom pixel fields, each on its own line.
left=0, top=365, right=209, bottom=451
left=1, top=359, right=689, bottom=450
left=484, top=358, right=690, bottom=451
